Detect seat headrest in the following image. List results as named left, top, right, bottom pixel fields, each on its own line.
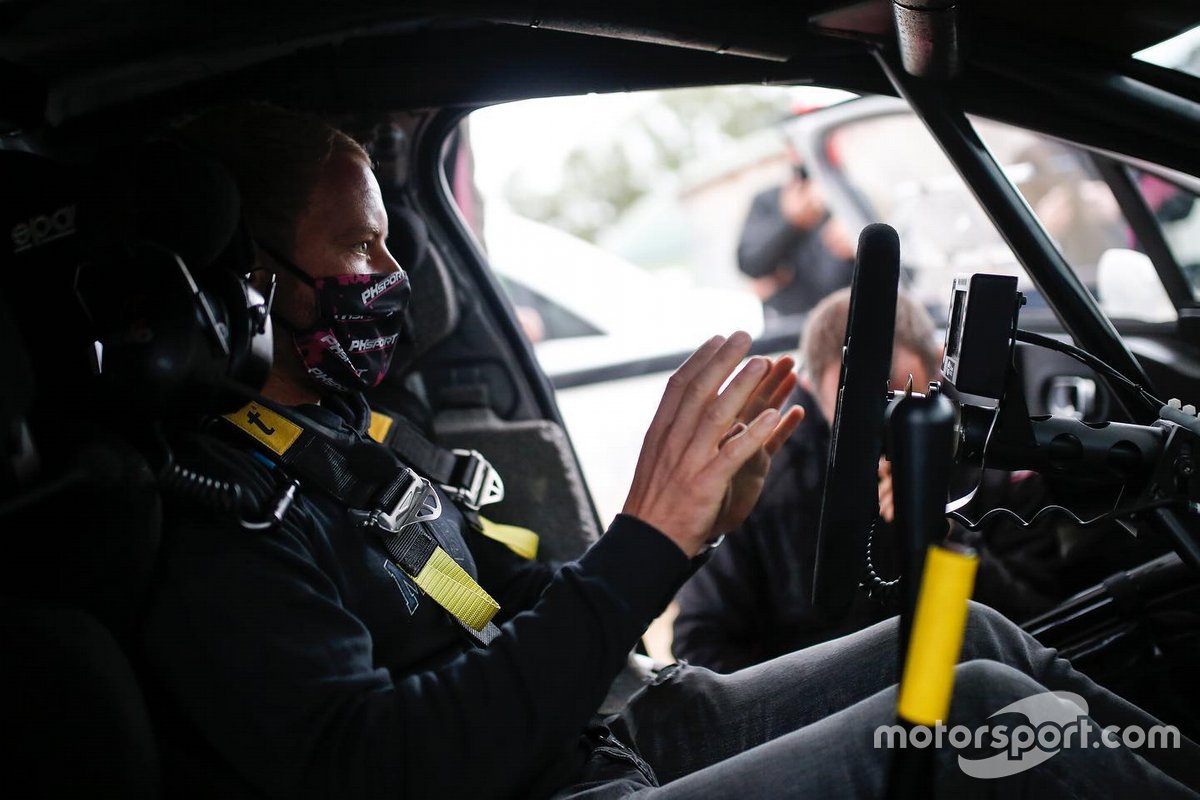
left=0, top=289, right=33, bottom=422
left=386, top=204, right=429, bottom=274
left=0, top=151, right=82, bottom=268
left=1, top=143, right=242, bottom=279
left=384, top=203, right=460, bottom=376
left=2, top=145, right=268, bottom=417
left=0, top=151, right=93, bottom=398
left=84, top=140, right=244, bottom=273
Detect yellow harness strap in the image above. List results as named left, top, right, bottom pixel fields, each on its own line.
left=367, top=410, right=395, bottom=445
left=413, top=548, right=501, bottom=632
left=896, top=544, right=979, bottom=726
left=222, top=402, right=501, bottom=636
left=478, top=517, right=540, bottom=561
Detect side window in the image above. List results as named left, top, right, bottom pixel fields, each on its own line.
left=495, top=275, right=602, bottom=342
left=448, top=88, right=1191, bottom=660
left=976, top=121, right=1127, bottom=285
left=452, top=86, right=855, bottom=522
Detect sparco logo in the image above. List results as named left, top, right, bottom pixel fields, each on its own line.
left=11, top=204, right=77, bottom=254
left=361, top=271, right=404, bottom=305
left=349, top=333, right=399, bottom=353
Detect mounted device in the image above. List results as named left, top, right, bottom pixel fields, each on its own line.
left=813, top=230, right=1200, bottom=621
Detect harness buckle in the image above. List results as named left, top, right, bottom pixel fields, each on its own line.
left=445, top=449, right=505, bottom=511
left=365, top=468, right=442, bottom=533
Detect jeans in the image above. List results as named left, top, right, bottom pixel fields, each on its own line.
left=554, top=602, right=1200, bottom=798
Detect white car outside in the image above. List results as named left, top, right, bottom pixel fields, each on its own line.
left=483, top=211, right=764, bottom=379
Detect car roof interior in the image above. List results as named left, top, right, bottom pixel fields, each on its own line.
left=3, top=0, right=1199, bottom=136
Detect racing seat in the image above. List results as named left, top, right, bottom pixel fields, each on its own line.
left=375, top=203, right=601, bottom=561
left=0, top=286, right=160, bottom=798
left=0, top=140, right=258, bottom=798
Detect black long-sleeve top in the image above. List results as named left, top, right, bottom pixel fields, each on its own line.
left=737, top=186, right=853, bottom=318
left=142, top=394, right=692, bottom=799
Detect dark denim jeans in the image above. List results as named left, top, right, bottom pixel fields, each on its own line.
left=555, top=602, right=1200, bottom=798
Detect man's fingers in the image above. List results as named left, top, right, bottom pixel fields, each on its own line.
left=763, top=368, right=798, bottom=415
left=689, top=332, right=754, bottom=403
left=664, top=332, right=754, bottom=451
left=640, top=334, right=726, bottom=454
left=764, top=405, right=805, bottom=455
left=878, top=470, right=893, bottom=521
left=719, top=421, right=748, bottom=447
left=879, top=482, right=894, bottom=521
left=740, top=356, right=796, bottom=422
left=713, top=407, right=780, bottom=477
left=656, top=334, right=726, bottom=420
left=690, top=355, right=769, bottom=449
left=627, top=333, right=736, bottom=513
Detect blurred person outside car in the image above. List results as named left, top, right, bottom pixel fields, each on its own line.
left=736, top=143, right=856, bottom=324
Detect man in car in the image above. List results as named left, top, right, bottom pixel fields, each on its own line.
left=673, top=289, right=1062, bottom=673
left=143, top=103, right=1199, bottom=799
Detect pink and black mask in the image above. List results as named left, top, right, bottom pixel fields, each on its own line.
left=263, top=246, right=411, bottom=394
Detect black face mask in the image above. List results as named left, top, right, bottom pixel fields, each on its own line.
left=262, top=246, right=411, bottom=394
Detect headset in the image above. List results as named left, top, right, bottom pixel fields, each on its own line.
left=1, top=142, right=273, bottom=420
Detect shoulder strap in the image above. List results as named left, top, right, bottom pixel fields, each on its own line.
left=368, top=408, right=505, bottom=512
left=476, top=517, right=540, bottom=561
left=371, top=407, right=536, bottom=561
left=220, top=401, right=501, bottom=646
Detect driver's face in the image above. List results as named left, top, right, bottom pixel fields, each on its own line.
left=254, top=150, right=403, bottom=403
left=271, top=150, right=401, bottom=327
left=295, top=151, right=399, bottom=277
left=815, top=345, right=934, bottom=425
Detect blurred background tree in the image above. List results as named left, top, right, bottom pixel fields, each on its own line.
left=503, top=86, right=792, bottom=242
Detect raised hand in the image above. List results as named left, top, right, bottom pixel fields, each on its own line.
left=713, top=355, right=805, bottom=538
left=623, top=332, right=805, bottom=557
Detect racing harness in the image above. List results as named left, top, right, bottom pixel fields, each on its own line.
left=218, top=400, right=534, bottom=647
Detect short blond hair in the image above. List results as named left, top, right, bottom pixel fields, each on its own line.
left=800, top=287, right=940, bottom=382
left=174, top=103, right=369, bottom=254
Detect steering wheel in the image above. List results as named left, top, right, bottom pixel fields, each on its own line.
left=811, top=223, right=900, bottom=619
